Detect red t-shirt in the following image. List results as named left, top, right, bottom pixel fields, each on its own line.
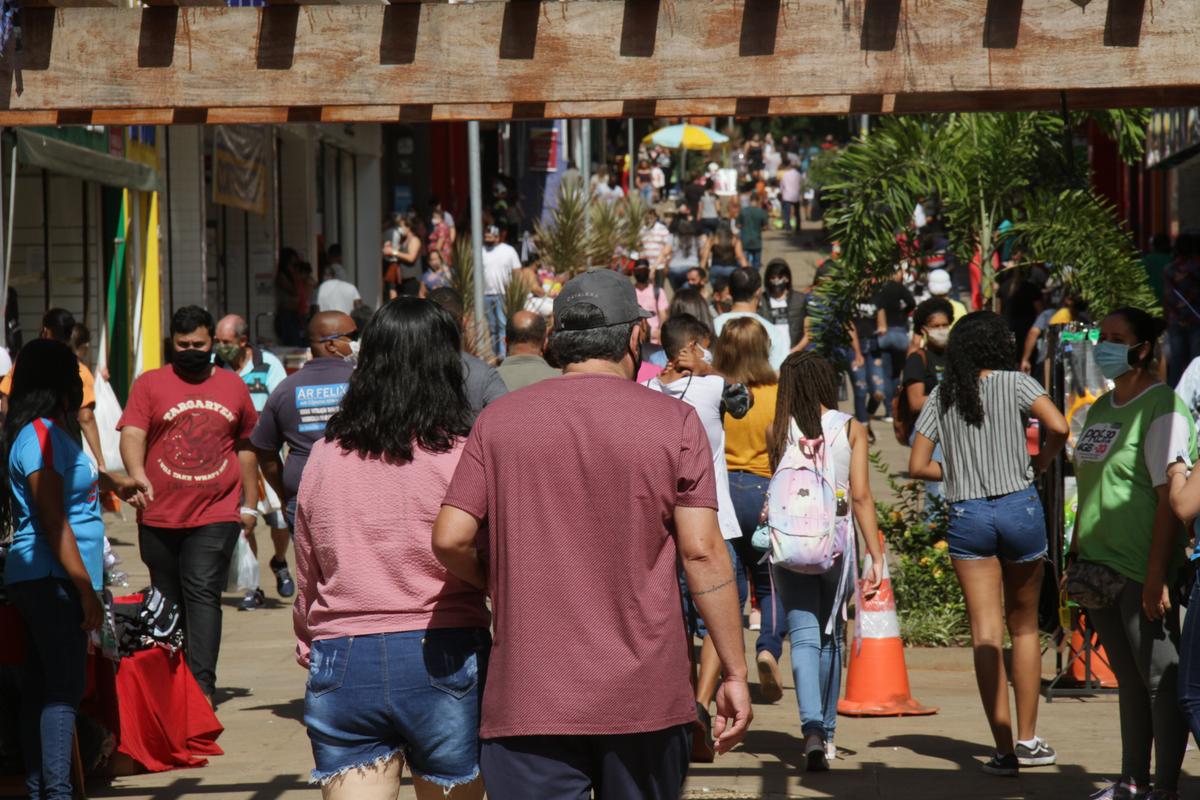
left=117, top=366, right=258, bottom=529
left=443, top=372, right=717, bottom=739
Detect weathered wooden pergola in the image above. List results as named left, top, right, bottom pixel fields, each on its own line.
left=1, top=0, right=1197, bottom=125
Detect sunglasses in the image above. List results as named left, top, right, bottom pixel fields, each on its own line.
left=318, top=329, right=359, bottom=343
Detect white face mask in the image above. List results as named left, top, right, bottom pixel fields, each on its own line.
left=925, top=327, right=950, bottom=348
left=700, top=346, right=714, bottom=365
left=344, top=340, right=360, bottom=367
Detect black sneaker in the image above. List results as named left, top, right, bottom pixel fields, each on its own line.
left=271, top=558, right=295, bottom=598
left=804, top=732, right=829, bottom=772
left=1015, top=738, right=1056, bottom=767
left=237, top=588, right=265, bottom=611
left=981, top=752, right=1019, bottom=777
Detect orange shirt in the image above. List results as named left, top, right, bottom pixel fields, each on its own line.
left=0, top=361, right=96, bottom=408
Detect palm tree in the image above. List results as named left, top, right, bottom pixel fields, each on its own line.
left=814, top=110, right=1153, bottom=358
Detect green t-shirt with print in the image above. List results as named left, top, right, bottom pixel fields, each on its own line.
left=1074, top=384, right=1197, bottom=584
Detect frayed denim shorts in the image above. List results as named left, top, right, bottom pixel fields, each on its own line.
left=304, top=627, right=490, bottom=789
left=947, top=485, right=1047, bottom=563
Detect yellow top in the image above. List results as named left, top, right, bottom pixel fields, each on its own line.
left=1049, top=307, right=1074, bottom=325
left=724, top=383, right=778, bottom=478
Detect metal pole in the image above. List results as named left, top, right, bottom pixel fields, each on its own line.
left=467, top=120, right=486, bottom=347
left=1, top=133, right=12, bottom=340
left=627, top=118, right=635, bottom=194
left=580, top=119, right=592, bottom=196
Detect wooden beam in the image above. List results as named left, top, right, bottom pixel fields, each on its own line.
left=4, top=88, right=1199, bottom=127
left=2, top=0, right=1198, bottom=119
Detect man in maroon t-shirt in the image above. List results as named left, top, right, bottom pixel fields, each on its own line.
left=118, top=305, right=259, bottom=702
left=434, top=270, right=751, bottom=798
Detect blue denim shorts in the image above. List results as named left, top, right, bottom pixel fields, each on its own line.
left=947, top=485, right=1047, bottom=562
left=303, top=627, right=490, bottom=789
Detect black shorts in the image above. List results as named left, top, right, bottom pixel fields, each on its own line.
left=480, top=724, right=692, bottom=800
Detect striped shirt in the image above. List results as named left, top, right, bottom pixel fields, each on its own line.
left=914, top=370, right=1045, bottom=503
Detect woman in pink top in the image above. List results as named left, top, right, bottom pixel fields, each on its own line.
left=293, top=297, right=490, bottom=800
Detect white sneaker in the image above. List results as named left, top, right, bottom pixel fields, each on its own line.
left=826, top=739, right=838, bottom=760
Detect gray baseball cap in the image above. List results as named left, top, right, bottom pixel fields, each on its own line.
left=552, top=269, right=653, bottom=331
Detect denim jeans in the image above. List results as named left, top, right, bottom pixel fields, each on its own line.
left=946, top=486, right=1046, bottom=562
left=8, top=577, right=88, bottom=800
left=485, top=295, right=507, bottom=358
left=774, top=559, right=844, bottom=740
left=1167, top=324, right=1200, bottom=387
left=709, top=264, right=738, bottom=285
left=851, top=341, right=887, bottom=424
left=744, top=249, right=762, bottom=270
left=727, top=470, right=783, bottom=659
left=781, top=201, right=799, bottom=231
left=139, top=523, right=240, bottom=698
left=876, top=326, right=911, bottom=405
left=305, top=628, right=490, bottom=787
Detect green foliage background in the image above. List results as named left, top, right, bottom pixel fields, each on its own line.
left=811, top=110, right=1155, bottom=359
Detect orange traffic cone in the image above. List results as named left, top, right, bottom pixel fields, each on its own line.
left=1069, top=615, right=1118, bottom=688
left=838, top=552, right=938, bottom=717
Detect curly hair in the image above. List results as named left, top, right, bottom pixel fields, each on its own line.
left=769, top=351, right=840, bottom=470
left=324, top=297, right=471, bottom=462
left=938, top=310, right=1017, bottom=427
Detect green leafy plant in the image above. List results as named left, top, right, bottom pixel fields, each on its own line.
left=448, top=237, right=493, bottom=360
left=814, top=110, right=1153, bottom=362
left=870, top=450, right=969, bottom=647
left=504, top=270, right=531, bottom=321
left=535, top=180, right=591, bottom=277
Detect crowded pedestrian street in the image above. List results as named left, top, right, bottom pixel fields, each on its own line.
left=3, top=5, right=1200, bottom=799
left=31, top=228, right=1187, bottom=800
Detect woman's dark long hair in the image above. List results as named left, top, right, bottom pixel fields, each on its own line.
left=939, top=310, right=1017, bottom=427
left=324, top=297, right=471, bottom=462
left=769, top=351, right=840, bottom=470
left=0, top=339, right=84, bottom=538
left=667, top=287, right=713, bottom=335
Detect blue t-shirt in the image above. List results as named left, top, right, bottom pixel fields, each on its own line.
left=239, top=349, right=287, bottom=413
left=4, top=418, right=104, bottom=590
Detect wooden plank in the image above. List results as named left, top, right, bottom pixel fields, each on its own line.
left=1, top=0, right=1198, bottom=116
left=19, top=0, right=118, bottom=7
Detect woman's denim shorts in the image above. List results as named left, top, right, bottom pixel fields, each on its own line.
left=303, top=627, right=490, bottom=789
left=947, top=485, right=1047, bottom=563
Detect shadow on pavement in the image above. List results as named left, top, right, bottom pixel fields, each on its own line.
left=242, top=697, right=305, bottom=724
left=868, top=733, right=992, bottom=770
left=87, top=774, right=311, bottom=799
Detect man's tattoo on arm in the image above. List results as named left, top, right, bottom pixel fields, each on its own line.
left=691, top=576, right=734, bottom=597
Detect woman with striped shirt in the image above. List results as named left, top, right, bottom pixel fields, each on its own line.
left=909, top=311, right=1068, bottom=777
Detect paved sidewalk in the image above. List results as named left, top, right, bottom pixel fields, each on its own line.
left=72, top=514, right=1196, bottom=800
left=42, top=227, right=1198, bottom=800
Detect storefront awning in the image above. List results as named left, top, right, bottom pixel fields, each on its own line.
left=15, top=129, right=162, bottom=193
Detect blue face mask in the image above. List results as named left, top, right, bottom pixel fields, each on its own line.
left=1094, top=340, right=1141, bottom=380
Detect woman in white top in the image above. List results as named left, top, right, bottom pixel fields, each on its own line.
left=766, top=351, right=884, bottom=771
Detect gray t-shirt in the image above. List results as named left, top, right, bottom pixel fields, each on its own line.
left=250, top=357, right=354, bottom=501
left=914, top=370, right=1045, bottom=503
left=462, top=352, right=508, bottom=423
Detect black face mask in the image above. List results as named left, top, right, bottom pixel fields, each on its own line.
left=173, top=348, right=213, bottom=376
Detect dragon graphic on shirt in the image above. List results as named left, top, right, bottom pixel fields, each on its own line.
left=157, top=407, right=230, bottom=482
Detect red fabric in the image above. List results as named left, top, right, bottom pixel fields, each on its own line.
left=113, top=647, right=224, bottom=771
left=442, top=373, right=716, bottom=738
left=117, top=366, right=257, bottom=529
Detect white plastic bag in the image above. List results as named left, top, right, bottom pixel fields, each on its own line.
left=89, top=374, right=125, bottom=470
left=227, top=532, right=260, bottom=592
